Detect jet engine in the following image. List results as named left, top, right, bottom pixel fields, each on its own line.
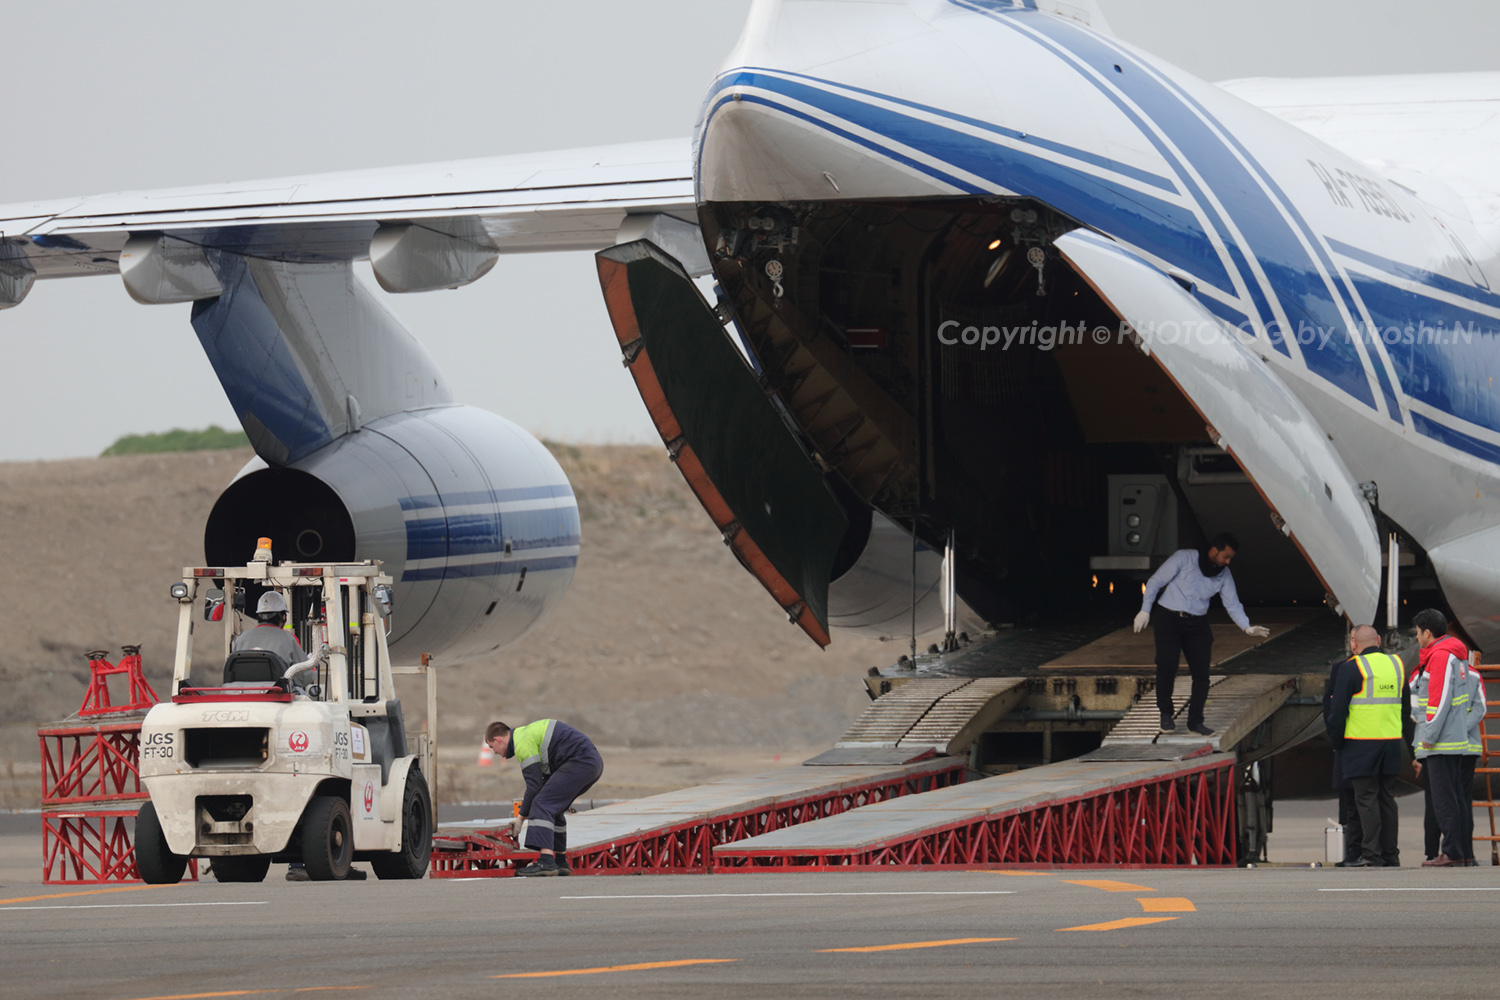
left=204, top=407, right=577, bottom=665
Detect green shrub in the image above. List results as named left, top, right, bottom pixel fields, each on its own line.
left=101, top=425, right=249, bottom=456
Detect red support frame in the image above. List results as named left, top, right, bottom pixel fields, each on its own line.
left=41, top=810, right=199, bottom=885
left=430, top=761, right=968, bottom=877
left=78, top=648, right=160, bottom=718
left=37, top=714, right=204, bottom=884
left=713, top=756, right=1237, bottom=870
left=39, top=722, right=148, bottom=806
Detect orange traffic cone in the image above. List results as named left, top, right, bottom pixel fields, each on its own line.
left=477, top=744, right=494, bottom=767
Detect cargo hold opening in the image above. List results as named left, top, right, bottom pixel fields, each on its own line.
left=922, top=224, right=1324, bottom=624
left=704, top=197, right=1325, bottom=628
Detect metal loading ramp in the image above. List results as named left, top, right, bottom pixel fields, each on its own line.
left=713, top=754, right=1236, bottom=870
left=1084, top=674, right=1298, bottom=761
left=430, top=755, right=964, bottom=877
left=819, top=677, right=1028, bottom=761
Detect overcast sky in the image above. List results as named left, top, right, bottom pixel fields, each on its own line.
left=2, top=0, right=1497, bottom=461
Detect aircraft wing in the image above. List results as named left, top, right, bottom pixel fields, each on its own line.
left=0, top=138, right=696, bottom=299
left=1219, top=72, right=1500, bottom=233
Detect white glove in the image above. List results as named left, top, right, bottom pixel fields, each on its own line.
left=1245, top=625, right=1270, bottom=638
left=506, top=816, right=523, bottom=836
left=1132, top=611, right=1150, bottom=633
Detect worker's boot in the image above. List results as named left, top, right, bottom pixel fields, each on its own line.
left=516, top=855, right=559, bottom=877
left=555, top=853, right=571, bottom=876
left=1159, top=713, right=1175, bottom=732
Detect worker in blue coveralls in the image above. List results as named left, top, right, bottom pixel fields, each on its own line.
left=484, top=719, right=604, bottom=877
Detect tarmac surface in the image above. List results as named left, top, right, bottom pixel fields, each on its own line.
left=4, top=797, right=1497, bottom=1000
left=4, top=865, right=1499, bottom=1000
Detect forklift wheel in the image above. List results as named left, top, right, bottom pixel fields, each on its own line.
left=371, top=767, right=433, bottom=880
left=134, top=802, right=188, bottom=885
left=300, top=795, right=353, bottom=881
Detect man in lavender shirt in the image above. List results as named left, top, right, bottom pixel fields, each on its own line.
left=1133, top=533, right=1271, bottom=736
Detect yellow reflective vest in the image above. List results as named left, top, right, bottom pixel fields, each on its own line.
left=1345, top=652, right=1404, bottom=740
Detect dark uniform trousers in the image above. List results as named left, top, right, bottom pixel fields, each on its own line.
left=1336, top=782, right=1364, bottom=861
left=1349, top=772, right=1400, bottom=865
left=1153, top=611, right=1214, bottom=725
left=524, top=756, right=604, bottom=853
left=1426, top=755, right=1476, bottom=862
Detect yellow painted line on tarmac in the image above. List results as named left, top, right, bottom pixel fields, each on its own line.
left=1057, top=916, right=1177, bottom=932
left=491, top=959, right=738, bottom=979
left=1063, top=879, right=1156, bottom=893
left=0, top=885, right=156, bottom=906
left=120, top=987, right=369, bottom=1000
left=820, top=937, right=1016, bottom=953
left=1138, top=897, right=1195, bottom=913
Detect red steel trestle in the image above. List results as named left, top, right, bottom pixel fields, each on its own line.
left=430, top=761, right=967, bottom=877
left=715, top=756, right=1237, bottom=869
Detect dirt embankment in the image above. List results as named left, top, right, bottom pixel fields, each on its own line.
left=1, top=444, right=892, bottom=807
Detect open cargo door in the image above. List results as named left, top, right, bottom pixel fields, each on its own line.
left=1056, top=229, right=1380, bottom=624
left=597, top=239, right=849, bottom=646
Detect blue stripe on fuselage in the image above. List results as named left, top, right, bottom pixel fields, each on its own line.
left=398, top=483, right=574, bottom=511
left=702, top=92, right=984, bottom=194
left=953, top=2, right=1390, bottom=402
left=1329, top=239, right=1500, bottom=315
left=1342, top=273, right=1500, bottom=436
left=405, top=508, right=581, bottom=562
left=1410, top=411, right=1500, bottom=466
left=400, top=555, right=580, bottom=583
left=711, top=71, right=1235, bottom=296
left=707, top=67, right=1178, bottom=193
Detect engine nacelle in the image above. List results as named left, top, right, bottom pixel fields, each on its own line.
left=205, top=405, right=578, bottom=664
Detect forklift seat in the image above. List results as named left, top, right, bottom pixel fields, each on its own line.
left=222, top=649, right=291, bottom=685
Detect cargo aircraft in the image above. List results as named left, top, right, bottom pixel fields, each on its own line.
left=2, top=0, right=1496, bottom=662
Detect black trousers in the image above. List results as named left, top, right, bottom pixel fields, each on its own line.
left=1337, top=787, right=1364, bottom=861
left=1461, top=756, right=1478, bottom=861
left=1425, top=755, right=1472, bottom=861
left=1350, top=773, right=1400, bottom=865
left=1417, top=765, right=1441, bottom=860
left=1153, top=611, right=1214, bottom=725
left=523, top=757, right=603, bottom=853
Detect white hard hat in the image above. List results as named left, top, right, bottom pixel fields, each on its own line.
left=256, top=591, right=289, bottom=615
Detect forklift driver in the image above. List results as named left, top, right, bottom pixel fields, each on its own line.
left=233, top=591, right=305, bottom=667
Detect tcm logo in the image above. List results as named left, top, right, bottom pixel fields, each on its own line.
left=362, top=781, right=376, bottom=814
left=202, top=710, right=249, bottom=723
left=287, top=731, right=310, bottom=754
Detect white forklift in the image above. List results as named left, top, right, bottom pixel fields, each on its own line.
left=135, top=539, right=433, bottom=882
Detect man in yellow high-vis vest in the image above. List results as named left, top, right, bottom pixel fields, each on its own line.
left=1326, top=625, right=1410, bottom=867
